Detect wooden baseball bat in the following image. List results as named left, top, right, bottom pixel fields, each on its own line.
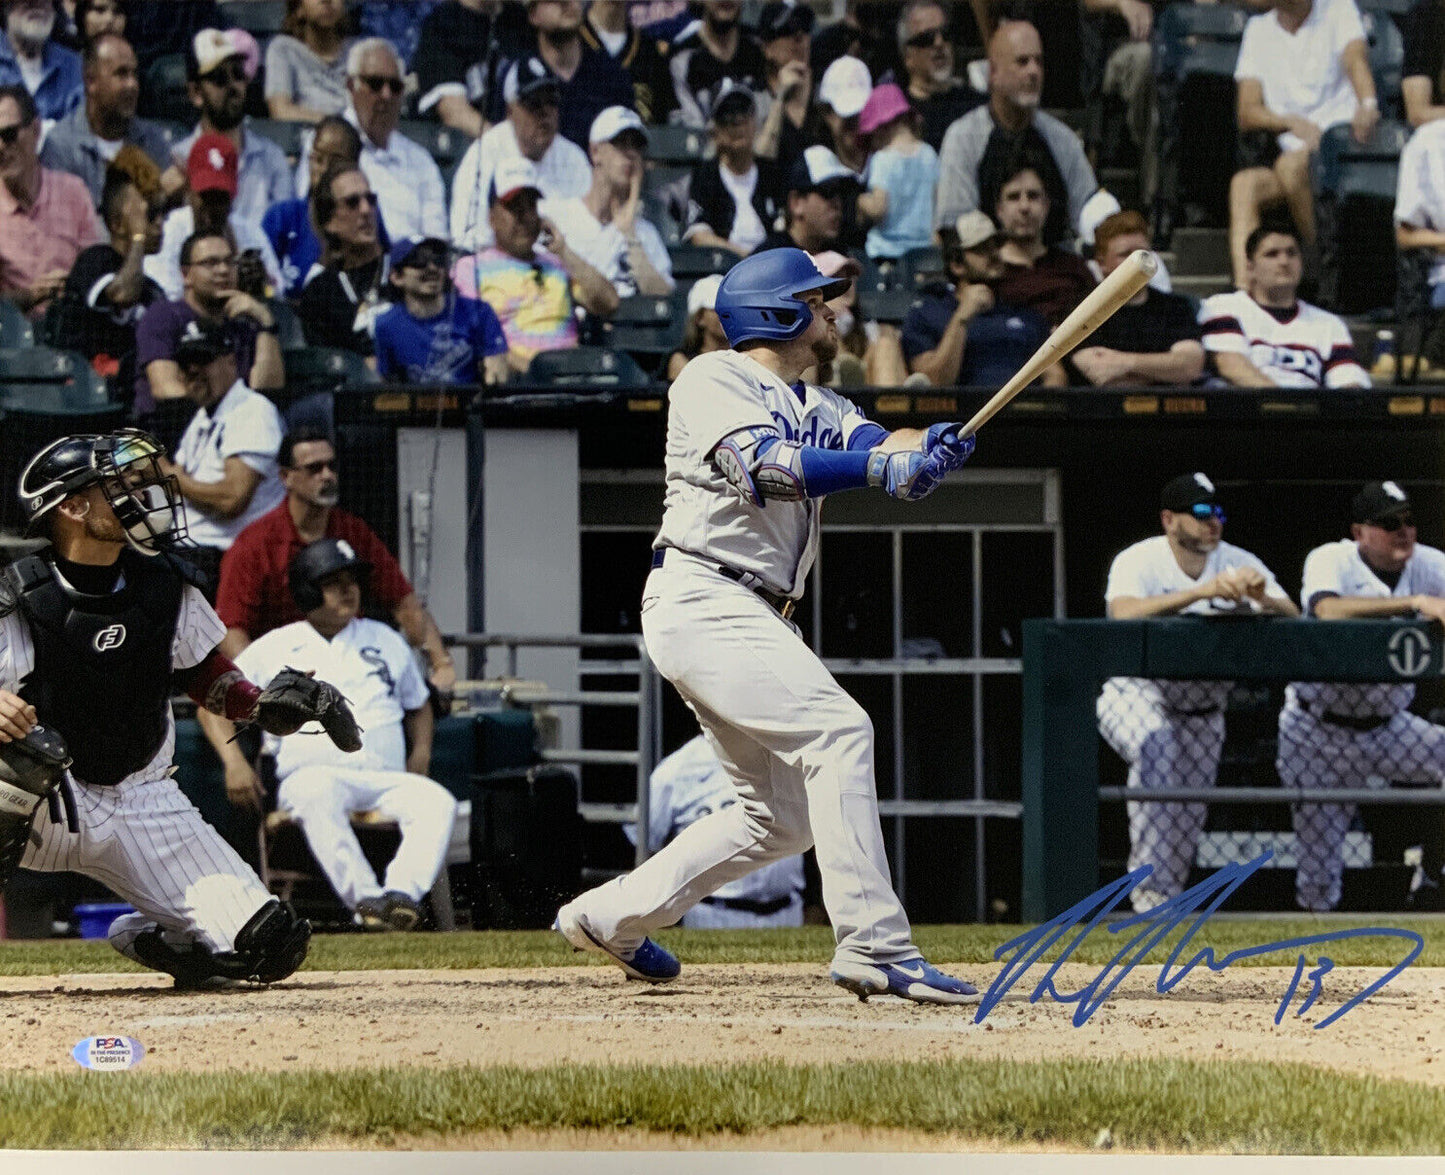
left=959, top=248, right=1160, bottom=438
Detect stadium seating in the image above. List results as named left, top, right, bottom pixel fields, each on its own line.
left=225, top=0, right=288, bottom=39
left=901, top=245, right=946, bottom=290
left=1313, top=120, right=1407, bottom=314
left=594, top=292, right=688, bottom=374
left=857, top=287, right=920, bottom=326
left=140, top=53, right=192, bottom=124
left=666, top=244, right=737, bottom=279
left=268, top=300, right=307, bottom=352
left=398, top=121, right=468, bottom=176
left=646, top=125, right=707, bottom=167
left=0, top=301, right=33, bottom=350
left=248, top=118, right=309, bottom=166
left=525, top=347, right=651, bottom=389
left=0, top=347, right=112, bottom=412
left=282, top=346, right=378, bottom=398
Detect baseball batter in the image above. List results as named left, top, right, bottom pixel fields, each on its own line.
left=0, top=429, right=358, bottom=987
left=555, top=247, right=979, bottom=1004
left=213, top=538, right=458, bottom=932
left=1280, top=480, right=1445, bottom=911
left=1099, top=473, right=1297, bottom=911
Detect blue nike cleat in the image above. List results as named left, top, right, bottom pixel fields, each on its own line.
left=830, top=956, right=980, bottom=1005
left=554, top=903, right=681, bottom=983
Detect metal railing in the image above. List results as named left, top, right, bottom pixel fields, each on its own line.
left=446, top=631, right=663, bottom=865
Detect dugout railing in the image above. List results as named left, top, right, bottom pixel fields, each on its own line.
left=1021, top=616, right=1445, bottom=920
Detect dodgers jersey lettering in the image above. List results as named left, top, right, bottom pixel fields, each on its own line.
left=1291, top=539, right=1445, bottom=717
left=653, top=349, right=877, bottom=596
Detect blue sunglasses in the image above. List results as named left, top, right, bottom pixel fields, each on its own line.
left=1187, top=502, right=1226, bottom=524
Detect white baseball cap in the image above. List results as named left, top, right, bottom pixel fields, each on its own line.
left=589, top=105, right=650, bottom=146
left=818, top=56, right=872, bottom=118
left=687, top=274, right=724, bottom=318
left=489, top=154, right=543, bottom=205
left=1078, top=188, right=1122, bottom=247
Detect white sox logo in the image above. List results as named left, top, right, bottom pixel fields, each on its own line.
left=93, top=624, right=126, bottom=652
left=1388, top=626, right=1432, bottom=678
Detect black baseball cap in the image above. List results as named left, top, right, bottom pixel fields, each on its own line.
left=756, top=2, right=815, bottom=40
left=503, top=56, right=561, bottom=107
left=713, top=84, right=756, bottom=125
left=1160, top=472, right=1218, bottom=512
left=174, top=317, right=235, bottom=367
left=787, top=145, right=861, bottom=196
left=1352, top=480, right=1412, bottom=524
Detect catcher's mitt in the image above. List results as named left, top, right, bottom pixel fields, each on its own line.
left=252, top=667, right=363, bottom=752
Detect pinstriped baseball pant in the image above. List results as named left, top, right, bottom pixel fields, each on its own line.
left=21, top=771, right=273, bottom=961
left=573, top=555, right=917, bottom=968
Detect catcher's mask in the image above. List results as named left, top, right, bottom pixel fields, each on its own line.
left=289, top=537, right=371, bottom=613
left=18, top=429, right=187, bottom=555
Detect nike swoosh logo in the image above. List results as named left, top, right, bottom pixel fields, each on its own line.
left=893, top=962, right=927, bottom=980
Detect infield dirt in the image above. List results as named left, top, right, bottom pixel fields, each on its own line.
left=3, top=961, right=1443, bottom=1085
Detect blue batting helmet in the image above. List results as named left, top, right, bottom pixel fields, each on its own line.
left=713, top=248, right=852, bottom=347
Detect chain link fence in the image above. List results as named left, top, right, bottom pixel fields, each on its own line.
left=1097, top=673, right=1445, bottom=913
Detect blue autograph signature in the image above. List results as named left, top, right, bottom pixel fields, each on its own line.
left=976, top=852, right=1423, bottom=1030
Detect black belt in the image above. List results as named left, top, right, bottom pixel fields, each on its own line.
left=700, top=894, right=796, bottom=915
left=1314, top=708, right=1392, bottom=733
left=650, top=547, right=797, bottom=620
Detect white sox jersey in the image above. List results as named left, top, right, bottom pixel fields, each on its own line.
left=1290, top=539, right=1445, bottom=718
left=1106, top=535, right=1291, bottom=710
left=1199, top=290, right=1370, bottom=389
left=235, top=616, right=430, bottom=779
left=654, top=348, right=879, bottom=596
left=0, top=575, right=223, bottom=787
left=630, top=735, right=805, bottom=913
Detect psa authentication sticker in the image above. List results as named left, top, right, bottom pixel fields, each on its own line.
left=72, top=1035, right=145, bottom=1070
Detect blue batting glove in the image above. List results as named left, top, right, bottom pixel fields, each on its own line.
left=868, top=449, right=944, bottom=502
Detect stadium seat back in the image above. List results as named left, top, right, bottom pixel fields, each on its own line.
left=1314, top=120, right=1406, bottom=202
left=858, top=287, right=921, bottom=325
left=140, top=53, right=192, bottom=123
left=269, top=300, right=307, bottom=352
left=1356, top=0, right=1411, bottom=14
left=526, top=347, right=652, bottom=388
left=0, top=300, right=32, bottom=349
left=226, top=0, right=287, bottom=38
left=1153, top=3, right=1248, bottom=81
left=398, top=120, right=467, bottom=172
left=248, top=118, right=309, bottom=166
left=0, top=347, right=111, bottom=410
left=283, top=347, right=378, bottom=397
left=647, top=125, right=707, bottom=166
left=596, top=292, right=687, bottom=362
left=667, top=244, right=737, bottom=278
left=901, top=245, right=945, bottom=289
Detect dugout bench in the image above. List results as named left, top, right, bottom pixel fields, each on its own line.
left=1021, top=616, right=1445, bottom=921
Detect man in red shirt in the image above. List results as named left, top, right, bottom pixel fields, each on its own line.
left=215, top=426, right=455, bottom=690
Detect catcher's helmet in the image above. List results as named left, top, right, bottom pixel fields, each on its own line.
left=289, top=537, right=371, bottom=613
left=713, top=247, right=851, bottom=347
left=18, top=429, right=186, bottom=553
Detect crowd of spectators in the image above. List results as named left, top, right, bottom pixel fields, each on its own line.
left=4, top=0, right=1445, bottom=416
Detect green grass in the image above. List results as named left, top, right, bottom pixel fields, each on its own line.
left=3, top=1058, right=1445, bottom=1152
left=4, top=918, right=1442, bottom=976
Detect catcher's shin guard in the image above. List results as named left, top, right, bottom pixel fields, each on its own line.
left=132, top=900, right=311, bottom=988
left=0, top=725, right=71, bottom=889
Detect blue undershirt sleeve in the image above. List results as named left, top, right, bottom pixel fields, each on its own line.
left=795, top=446, right=874, bottom=496
left=847, top=423, right=890, bottom=451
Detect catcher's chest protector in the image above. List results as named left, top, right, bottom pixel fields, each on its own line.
left=11, top=552, right=184, bottom=786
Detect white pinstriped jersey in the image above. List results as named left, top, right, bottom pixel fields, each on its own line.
left=653, top=349, right=878, bottom=596
left=1290, top=539, right=1445, bottom=717
left=234, top=617, right=429, bottom=780
left=1199, top=290, right=1369, bottom=389
left=0, top=575, right=224, bottom=786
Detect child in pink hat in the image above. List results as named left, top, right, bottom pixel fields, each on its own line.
left=857, top=82, right=939, bottom=262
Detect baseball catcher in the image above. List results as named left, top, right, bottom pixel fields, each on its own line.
left=0, top=427, right=361, bottom=988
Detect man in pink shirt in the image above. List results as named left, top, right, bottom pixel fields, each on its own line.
left=0, top=83, right=102, bottom=316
